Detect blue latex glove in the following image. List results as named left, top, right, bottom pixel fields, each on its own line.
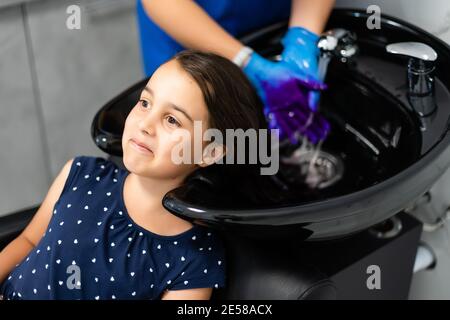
left=243, top=51, right=329, bottom=144
left=281, top=26, right=322, bottom=111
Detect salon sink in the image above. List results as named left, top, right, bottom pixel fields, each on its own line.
left=91, top=9, right=450, bottom=241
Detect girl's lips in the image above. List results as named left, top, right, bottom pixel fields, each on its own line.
left=130, top=139, right=153, bottom=155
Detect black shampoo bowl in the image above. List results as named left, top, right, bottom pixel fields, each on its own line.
left=90, top=9, right=450, bottom=299
left=92, top=10, right=450, bottom=241
left=161, top=11, right=450, bottom=241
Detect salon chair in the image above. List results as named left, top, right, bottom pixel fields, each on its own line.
left=3, top=9, right=449, bottom=299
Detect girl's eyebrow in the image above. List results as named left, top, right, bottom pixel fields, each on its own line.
left=143, top=86, right=194, bottom=123
left=143, top=86, right=153, bottom=96
left=168, top=103, right=194, bottom=124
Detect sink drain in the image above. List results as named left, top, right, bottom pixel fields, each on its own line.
left=281, top=149, right=344, bottom=189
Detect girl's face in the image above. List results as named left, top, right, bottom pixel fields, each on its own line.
left=122, top=59, right=210, bottom=180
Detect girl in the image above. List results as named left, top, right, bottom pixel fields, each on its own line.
left=0, top=50, right=267, bottom=300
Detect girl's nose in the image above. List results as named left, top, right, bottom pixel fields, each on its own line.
left=138, top=112, right=157, bottom=136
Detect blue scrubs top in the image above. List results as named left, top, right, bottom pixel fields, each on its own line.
left=136, top=0, right=291, bottom=76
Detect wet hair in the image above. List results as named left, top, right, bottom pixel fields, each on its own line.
left=169, top=49, right=276, bottom=204
left=173, top=49, right=266, bottom=143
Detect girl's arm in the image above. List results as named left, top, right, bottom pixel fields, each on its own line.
left=289, top=0, right=335, bottom=34
left=0, top=158, right=74, bottom=283
left=161, top=287, right=213, bottom=300
left=141, top=0, right=244, bottom=61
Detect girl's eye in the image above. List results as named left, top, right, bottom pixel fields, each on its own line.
left=166, top=115, right=181, bottom=127
left=139, top=99, right=150, bottom=108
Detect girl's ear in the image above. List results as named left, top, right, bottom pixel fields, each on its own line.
left=199, top=142, right=227, bottom=167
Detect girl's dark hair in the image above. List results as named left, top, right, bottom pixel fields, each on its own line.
left=170, top=49, right=277, bottom=205
left=173, top=49, right=266, bottom=140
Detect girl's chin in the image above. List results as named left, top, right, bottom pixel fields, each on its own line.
left=122, top=152, right=155, bottom=171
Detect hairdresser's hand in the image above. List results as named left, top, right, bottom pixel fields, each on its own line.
left=280, top=26, right=322, bottom=111
left=243, top=52, right=329, bottom=144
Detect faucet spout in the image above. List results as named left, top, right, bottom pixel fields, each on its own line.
left=386, top=42, right=438, bottom=117
left=317, top=28, right=358, bottom=81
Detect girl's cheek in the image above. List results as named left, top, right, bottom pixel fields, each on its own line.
left=123, top=113, right=133, bottom=130
left=125, top=113, right=140, bottom=135
left=162, top=133, right=190, bottom=163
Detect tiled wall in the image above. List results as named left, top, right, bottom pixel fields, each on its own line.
left=0, top=5, right=50, bottom=217
left=0, top=0, right=142, bottom=217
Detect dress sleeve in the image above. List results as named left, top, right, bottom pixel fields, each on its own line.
left=168, top=231, right=227, bottom=291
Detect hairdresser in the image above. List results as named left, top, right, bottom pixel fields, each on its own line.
left=137, top=0, right=335, bottom=143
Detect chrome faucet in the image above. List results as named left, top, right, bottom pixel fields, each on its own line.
left=386, top=42, right=438, bottom=117
left=317, top=28, right=358, bottom=81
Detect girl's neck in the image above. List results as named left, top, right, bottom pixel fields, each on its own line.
left=124, top=172, right=184, bottom=214
left=123, top=172, right=195, bottom=235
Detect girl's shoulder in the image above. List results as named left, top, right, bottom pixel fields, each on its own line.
left=69, top=155, right=122, bottom=175
left=71, top=155, right=118, bottom=169
left=61, top=155, right=124, bottom=195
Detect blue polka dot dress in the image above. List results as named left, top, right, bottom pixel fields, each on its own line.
left=0, top=156, right=226, bottom=300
